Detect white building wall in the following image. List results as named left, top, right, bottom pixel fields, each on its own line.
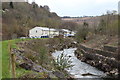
left=29, top=27, right=75, bottom=38
left=54, top=31, right=59, bottom=36
left=29, top=28, right=43, bottom=38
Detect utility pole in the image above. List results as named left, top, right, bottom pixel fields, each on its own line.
left=26, top=20, right=28, bottom=38
left=25, top=16, right=29, bottom=38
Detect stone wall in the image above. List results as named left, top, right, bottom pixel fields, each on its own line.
left=79, top=45, right=118, bottom=60
left=103, top=45, right=118, bottom=53
left=80, top=49, right=120, bottom=69
left=75, top=44, right=120, bottom=77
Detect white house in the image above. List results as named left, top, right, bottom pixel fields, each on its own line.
left=29, top=27, right=59, bottom=38
left=29, top=26, right=76, bottom=38
left=49, top=28, right=59, bottom=38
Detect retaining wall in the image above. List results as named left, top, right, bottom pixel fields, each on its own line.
left=103, top=45, right=118, bottom=53
left=79, top=45, right=118, bottom=60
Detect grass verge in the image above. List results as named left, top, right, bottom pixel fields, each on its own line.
left=1, top=38, right=48, bottom=79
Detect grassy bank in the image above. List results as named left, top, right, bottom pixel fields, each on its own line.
left=1, top=38, right=72, bottom=79
left=0, top=41, right=2, bottom=79
left=1, top=39, right=28, bottom=78
left=1, top=38, right=48, bottom=78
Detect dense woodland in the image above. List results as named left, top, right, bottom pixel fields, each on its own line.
left=2, top=2, right=61, bottom=40
left=2, top=2, right=79, bottom=40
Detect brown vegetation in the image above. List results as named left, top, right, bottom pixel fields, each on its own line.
left=2, top=2, right=61, bottom=40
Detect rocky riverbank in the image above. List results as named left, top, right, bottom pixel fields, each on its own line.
left=75, top=44, right=119, bottom=78
left=11, top=38, right=77, bottom=79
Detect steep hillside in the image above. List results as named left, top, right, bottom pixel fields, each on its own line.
left=62, top=17, right=100, bottom=27
left=2, top=2, right=61, bottom=40
left=62, top=15, right=118, bottom=30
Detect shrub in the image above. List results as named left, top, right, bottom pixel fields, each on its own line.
left=53, top=53, right=74, bottom=71
left=75, top=22, right=89, bottom=42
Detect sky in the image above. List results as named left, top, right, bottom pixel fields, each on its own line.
left=28, top=0, right=119, bottom=17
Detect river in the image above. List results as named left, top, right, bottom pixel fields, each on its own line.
left=52, top=48, right=107, bottom=79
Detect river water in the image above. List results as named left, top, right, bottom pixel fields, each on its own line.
left=52, top=48, right=107, bottom=79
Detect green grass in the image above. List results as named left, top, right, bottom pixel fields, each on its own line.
left=0, top=41, right=2, bottom=80
left=1, top=38, right=47, bottom=79
left=16, top=67, right=33, bottom=77
left=1, top=40, right=10, bottom=78
left=1, top=39, right=26, bottom=78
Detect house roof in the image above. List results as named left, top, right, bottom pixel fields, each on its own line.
left=35, top=26, right=57, bottom=31
left=30, top=27, right=74, bottom=33
left=35, top=27, right=49, bottom=30
left=50, top=28, right=56, bottom=31
left=30, top=26, right=58, bottom=31
left=62, top=29, right=71, bottom=32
